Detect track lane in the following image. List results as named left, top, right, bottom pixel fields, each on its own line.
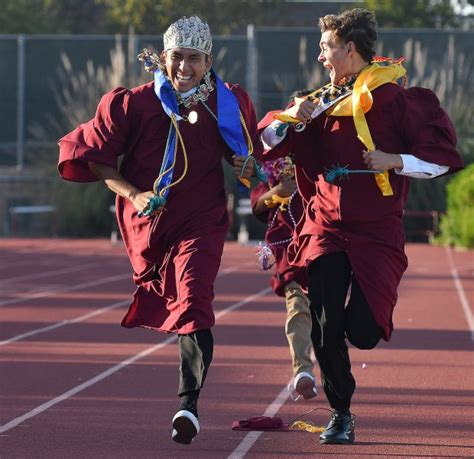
left=0, top=240, right=473, bottom=458
left=0, top=248, right=272, bottom=435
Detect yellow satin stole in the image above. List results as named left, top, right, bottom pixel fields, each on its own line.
left=275, top=62, right=406, bottom=196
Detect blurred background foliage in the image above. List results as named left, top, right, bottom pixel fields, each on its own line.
left=1, top=0, right=473, bottom=34
left=436, top=164, right=474, bottom=248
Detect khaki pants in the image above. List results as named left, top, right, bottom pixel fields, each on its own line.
left=284, top=281, right=314, bottom=378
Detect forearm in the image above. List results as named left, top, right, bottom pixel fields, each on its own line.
left=88, top=162, right=140, bottom=201
left=254, top=185, right=283, bottom=215
left=361, top=149, right=449, bottom=178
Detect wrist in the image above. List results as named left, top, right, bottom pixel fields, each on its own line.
left=127, top=188, right=139, bottom=202
left=393, top=154, right=404, bottom=170
left=277, top=189, right=292, bottom=198
left=273, top=183, right=283, bottom=195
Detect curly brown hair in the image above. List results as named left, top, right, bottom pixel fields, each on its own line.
left=318, top=8, right=377, bottom=63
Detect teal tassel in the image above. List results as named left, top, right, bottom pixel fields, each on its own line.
left=275, top=123, right=289, bottom=137
left=240, top=156, right=268, bottom=183
left=325, top=165, right=350, bottom=183
left=138, top=195, right=166, bottom=217
left=325, top=165, right=383, bottom=183
left=255, top=163, right=268, bottom=182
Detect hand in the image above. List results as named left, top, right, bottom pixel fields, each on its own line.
left=294, top=100, right=318, bottom=122
left=363, top=149, right=403, bottom=171
left=130, top=190, right=165, bottom=217
left=233, top=155, right=255, bottom=179
left=276, top=175, right=297, bottom=197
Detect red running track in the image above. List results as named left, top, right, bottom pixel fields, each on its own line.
left=0, top=239, right=473, bottom=458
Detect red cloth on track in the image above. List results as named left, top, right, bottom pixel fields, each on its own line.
left=232, top=416, right=287, bottom=431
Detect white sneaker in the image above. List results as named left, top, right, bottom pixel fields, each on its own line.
left=171, top=409, right=200, bottom=445
left=288, top=371, right=317, bottom=401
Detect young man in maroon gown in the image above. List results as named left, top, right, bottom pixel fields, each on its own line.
left=251, top=155, right=317, bottom=401
left=58, top=16, right=261, bottom=445
left=260, top=8, right=463, bottom=444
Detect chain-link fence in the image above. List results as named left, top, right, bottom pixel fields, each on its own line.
left=0, top=28, right=472, bottom=238
left=2, top=28, right=473, bottom=168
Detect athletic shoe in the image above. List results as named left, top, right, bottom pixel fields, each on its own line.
left=171, top=409, right=200, bottom=445
left=288, top=371, right=317, bottom=401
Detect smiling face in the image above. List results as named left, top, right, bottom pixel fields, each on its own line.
left=318, top=30, right=353, bottom=84
left=161, top=47, right=212, bottom=92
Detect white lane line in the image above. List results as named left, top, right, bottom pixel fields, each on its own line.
left=445, top=246, right=474, bottom=341
left=0, top=267, right=239, bottom=346
left=0, top=300, right=130, bottom=346
left=0, top=262, right=102, bottom=285
left=0, top=336, right=177, bottom=434
left=228, top=382, right=291, bottom=459
left=0, top=286, right=271, bottom=435
left=0, top=273, right=130, bottom=307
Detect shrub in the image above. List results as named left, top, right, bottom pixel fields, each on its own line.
left=53, top=179, right=115, bottom=237
left=436, top=164, right=474, bottom=248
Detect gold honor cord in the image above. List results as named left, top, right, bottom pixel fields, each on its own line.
left=152, top=123, right=175, bottom=194
left=238, top=110, right=255, bottom=188
left=152, top=110, right=254, bottom=197
left=152, top=114, right=189, bottom=197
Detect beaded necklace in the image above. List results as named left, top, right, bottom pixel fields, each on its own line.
left=268, top=190, right=298, bottom=244
left=180, top=85, right=267, bottom=184
left=176, top=71, right=215, bottom=108
left=306, top=73, right=358, bottom=106
left=137, top=49, right=262, bottom=217
left=257, top=190, right=298, bottom=271
left=137, top=48, right=215, bottom=109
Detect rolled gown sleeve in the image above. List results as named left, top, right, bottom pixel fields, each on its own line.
left=257, top=110, right=296, bottom=163
left=393, top=87, right=463, bottom=176
left=58, top=87, right=132, bottom=182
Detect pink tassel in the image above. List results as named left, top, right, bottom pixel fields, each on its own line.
left=256, top=242, right=274, bottom=271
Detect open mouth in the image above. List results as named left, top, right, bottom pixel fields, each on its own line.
left=177, top=74, right=193, bottom=82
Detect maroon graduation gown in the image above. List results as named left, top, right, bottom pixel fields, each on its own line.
left=58, top=81, right=261, bottom=334
left=251, top=182, right=307, bottom=296
left=260, top=84, right=463, bottom=340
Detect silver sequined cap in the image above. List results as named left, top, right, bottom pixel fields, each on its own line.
left=163, top=16, right=212, bottom=55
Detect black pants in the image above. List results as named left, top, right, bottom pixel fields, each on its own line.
left=177, top=329, right=213, bottom=416
left=308, top=252, right=383, bottom=411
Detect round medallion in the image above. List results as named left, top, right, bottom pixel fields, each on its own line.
left=188, top=111, right=198, bottom=124
left=294, top=122, right=306, bottom=132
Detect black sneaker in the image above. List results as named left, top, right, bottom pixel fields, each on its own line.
left=319, top=410, right=355, bottom=444
left=171, top=410, right=200, bottom=445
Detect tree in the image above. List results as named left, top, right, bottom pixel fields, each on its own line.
left=0, top=0, right=107, bottom=34
left=99, top=0, right=292, bottom=35
left=356, top=0, right=459, bottom=28
left=0, top=0, right=358, bottom=35
left=1, top=0, right=467, bottom=35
